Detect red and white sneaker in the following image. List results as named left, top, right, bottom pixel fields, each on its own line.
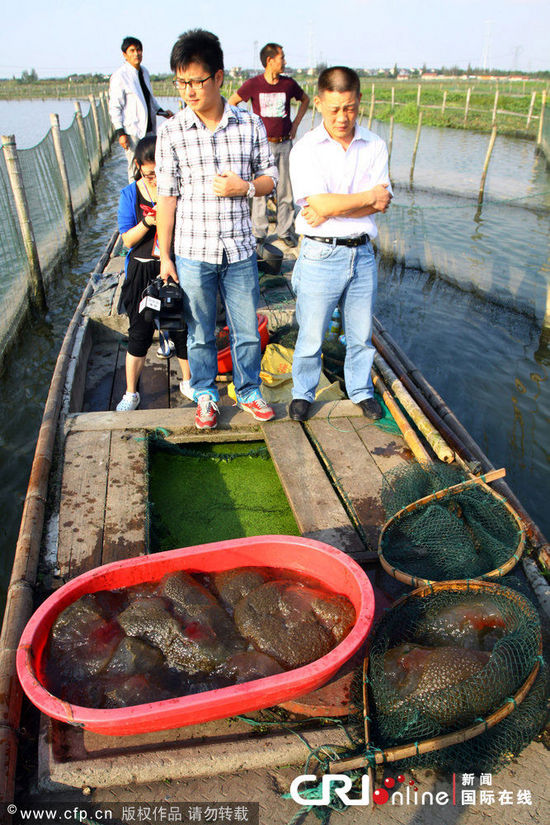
left=195, top=393, right=219, bottom=430
left=238, top=392, right=275, bottom=422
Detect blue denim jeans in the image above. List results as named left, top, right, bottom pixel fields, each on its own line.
left=291, top=238, right=377, bottom=403
left=175, top=252, right=261, bottom=402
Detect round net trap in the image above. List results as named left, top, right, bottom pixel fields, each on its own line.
left=365, top=581, right=542, bottom=754
left=379, top=462, right=525, bottom=585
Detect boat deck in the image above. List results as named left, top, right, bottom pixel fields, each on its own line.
left=28, top=242, right=550, bottom=824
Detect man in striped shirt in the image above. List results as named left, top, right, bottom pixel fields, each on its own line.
left=156, top=29, right=278, bottom=430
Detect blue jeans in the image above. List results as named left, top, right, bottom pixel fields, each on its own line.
left=175, top=253, right=261, bottom=402
left=291, top=238, right=377, bottom=403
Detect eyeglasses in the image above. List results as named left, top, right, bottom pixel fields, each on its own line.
left=140, top=171, right=157, bottom=180
left=172, top=73, right=215, bottom=90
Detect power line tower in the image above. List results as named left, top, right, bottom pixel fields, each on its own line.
left=253, top=40, right=259, bottom=74
left=482, top=20, right=493, bottom=71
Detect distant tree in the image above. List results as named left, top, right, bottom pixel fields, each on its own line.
left=392, top=62, right=398, bottom=78
left=421, top=63, right=427, bottom=74
left=315, top=62, right=327, bottom=74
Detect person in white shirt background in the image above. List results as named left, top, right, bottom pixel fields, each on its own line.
left=109, top=36, right=173, bottom=182
left=288, top=66, right=392, bottom=423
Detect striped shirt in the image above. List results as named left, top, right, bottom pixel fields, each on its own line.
left=156, top=100, right=278, bottom=264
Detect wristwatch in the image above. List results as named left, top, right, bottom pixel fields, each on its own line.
left=246, top=181, right=256, bottom=198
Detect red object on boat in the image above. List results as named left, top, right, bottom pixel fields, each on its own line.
left=16, top=535, right=375, bottom=736
left=217, top=314, right=269, bottom=374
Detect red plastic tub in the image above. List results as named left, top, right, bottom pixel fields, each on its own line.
left=16, top=535, right=375, bottom=735
left=217, top=314, right=269, bottom=374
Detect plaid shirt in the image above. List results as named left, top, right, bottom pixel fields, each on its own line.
left=156, top=100, right=278, bottom=264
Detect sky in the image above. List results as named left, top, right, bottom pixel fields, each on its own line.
left=0, top=0, right=548, bottom=78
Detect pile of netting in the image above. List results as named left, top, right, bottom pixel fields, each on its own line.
left=379, top=462, right=524, bottom=582
left=354, top=582, right=546, bottom=773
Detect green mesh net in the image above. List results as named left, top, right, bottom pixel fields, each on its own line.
left=380, top=462, right=524, bottom=581
left=365, top=584, right=541, bottom=753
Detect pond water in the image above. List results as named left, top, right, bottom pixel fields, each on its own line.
left=0, top=101, right=548, bottom=618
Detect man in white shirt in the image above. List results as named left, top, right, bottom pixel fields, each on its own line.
left=109, top=36, right=173, bottom=181
left=288, top=66, right=392, bottom=422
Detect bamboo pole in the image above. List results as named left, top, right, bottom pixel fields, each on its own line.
left=49, top=113, right=76, bottom=241
left=536, top=90, right=546, bottom=146
left=526, top=91, right=536, bottom=127
left=374, top=352, right=455, bottom=463
left=74, top=100, right=94, bottom=197
left=310, top=97, right=316, bottom=129
left=372, top=327, right=470, bottom=468
left=492, top=89, right=499, bottom=126
left=478, top=125, right=497, bottom=205
left=388, top=115, right=394, bottom=164
left=371, top=369, right=432, bottom=465
left=441, top=89, right=447, bottom=114
left=368, top=84, right=375, bottom=129
left=464, top=87, right=471, bottom=124
left=416, top=83, right=421, bottom=109
left=1, top=134, right=47, bottom=313
left=391, top=86, right=395, bottom=113
left=409, top=110, right=423, bottom=185
left=88, top=94, right=102, bottom=174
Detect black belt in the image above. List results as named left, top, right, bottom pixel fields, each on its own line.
left=305, top=234, right=370, bottom=247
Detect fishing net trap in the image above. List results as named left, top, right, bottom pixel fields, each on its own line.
left=330, top=580, right=546, bottom=776
left=378, top=462, right=526, bottom=586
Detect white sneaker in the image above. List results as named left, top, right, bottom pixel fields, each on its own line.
left=116, top=392, right=140, bottom=411
left=157, top=338, right=175, bottom=358
left=179, top=379, right=194, bottom=401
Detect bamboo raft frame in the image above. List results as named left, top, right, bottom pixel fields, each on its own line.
left=330, top=578, right=543, bottom=773
left=378, top=468, right=527, bottom=587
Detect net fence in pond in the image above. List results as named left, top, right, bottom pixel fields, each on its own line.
left=0, top=96, right=113, bottom=361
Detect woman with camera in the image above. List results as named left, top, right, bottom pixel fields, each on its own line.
left=116, top=136, right=192, bottom=411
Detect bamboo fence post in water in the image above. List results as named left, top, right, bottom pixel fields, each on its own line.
left=478, top=125, right=497, bottom=205
left=526, top=91, right=536, bottom=127
left=464, top=87, right=471, bottom=124
left=49, top=113, right=76, bottom=242
left=492, top=89, right=499, bottom=126
left=368, top=83, right=375, bottom=129
left=1, top=134, right=47, bottom=313
left=536, top=90, right=546, bottom=146
left=74, top=100, right=94, bottom=197
left=88, top=94, right=102, bottom=174
left=409, top=110, right=423, bottom=185
left=388, top=115, right=394, bottom=164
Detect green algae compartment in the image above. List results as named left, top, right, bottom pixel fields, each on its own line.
left=149, top=440, right=299, bottom=550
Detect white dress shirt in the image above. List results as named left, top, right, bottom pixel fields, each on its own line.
left=109, top=62, right=161, bottom=138
left=289, top=122, right=391, bottom=239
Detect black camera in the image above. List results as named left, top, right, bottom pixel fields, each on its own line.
left=139, top=277, right=185, bottom=331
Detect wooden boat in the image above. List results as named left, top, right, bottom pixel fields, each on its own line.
left=1, top=232, right=549, bottom=815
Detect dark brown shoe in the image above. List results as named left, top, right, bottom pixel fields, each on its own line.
left=357, top=397, right=383, bottom=420
left=289, top=399, right=311, bottom=421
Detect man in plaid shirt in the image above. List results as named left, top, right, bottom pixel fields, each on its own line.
left=156, top=29, right=278, bottom=430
